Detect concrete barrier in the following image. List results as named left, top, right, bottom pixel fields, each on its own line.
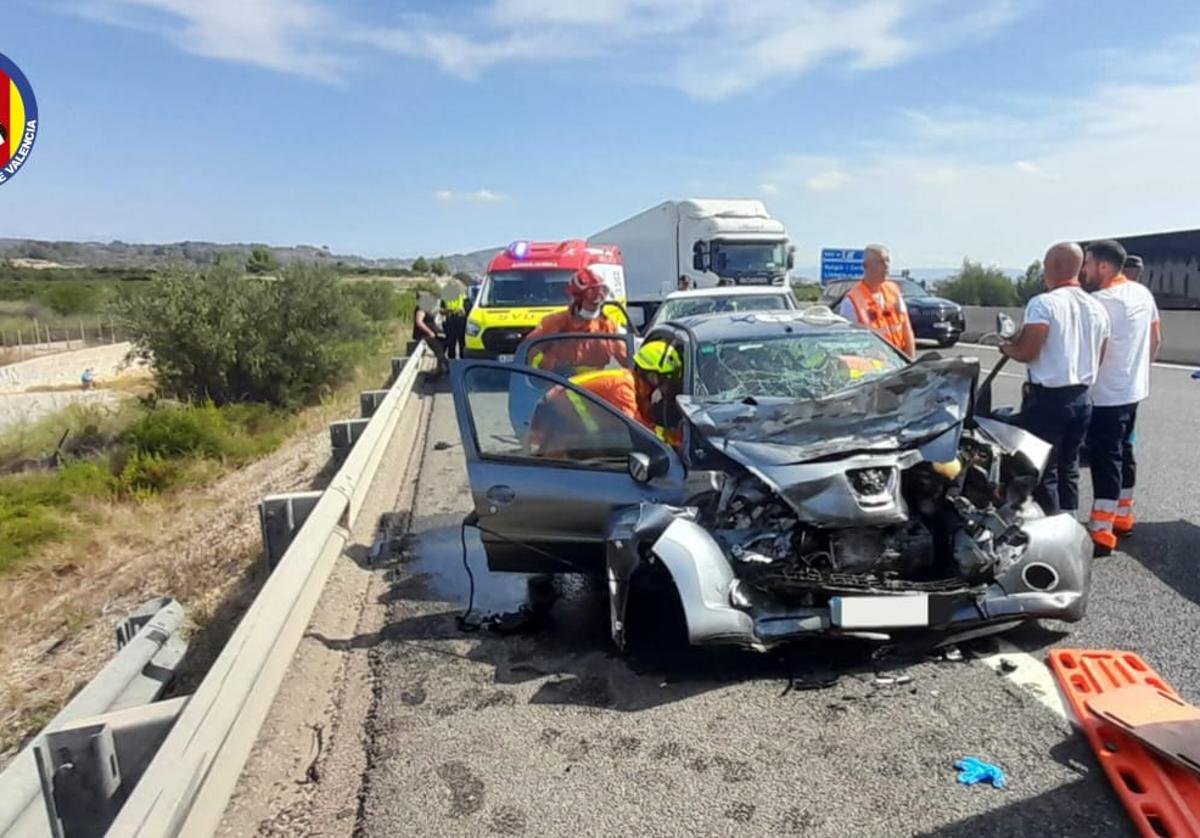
left=962, top=306, right=1200, bottom=366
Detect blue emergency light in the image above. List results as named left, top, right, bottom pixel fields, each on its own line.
left=507, top=240, right=530, bottom=260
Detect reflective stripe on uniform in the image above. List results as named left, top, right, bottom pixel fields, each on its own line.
left=564, top=390, right=601, bottom=433
left=1090, top=499, right=1118, bottom=533
left=846, top=281, right=910, bottom=353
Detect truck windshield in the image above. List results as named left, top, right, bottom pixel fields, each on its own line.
left=480, top=269, right=574, bottom=307
left=710, top=241, right=788, bottom=279
left=694, top=330, right=906, bottom=402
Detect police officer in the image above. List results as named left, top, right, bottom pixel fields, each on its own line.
left=838, top=244, right=916, bottom=358
left=1083, top=240, right=1162, bottom=554
left=1001, top=242, right=1110, bottom=516
left=413, top=293, right=448, bottom=374
left=442, top=288, right=468, bottom=360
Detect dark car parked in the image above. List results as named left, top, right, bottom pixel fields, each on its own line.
left=821, top=278, right=965, bottom=347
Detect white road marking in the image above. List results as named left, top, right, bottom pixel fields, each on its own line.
left=976, top=639, right=1071, bottom=722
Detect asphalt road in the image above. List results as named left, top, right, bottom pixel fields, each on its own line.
left=358, top=349, right=1200, bottom=837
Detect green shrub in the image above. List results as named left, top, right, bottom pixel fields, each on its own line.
left=791, top=283, right=821, bottom=302
left=120, top=402, right=228, bottom=458
left=119, top=402, right=292, bottom=463
left=938, top=259, right=1019, bottom=306
left=342, top=280, right=398, bottom=322
left=0, top=462, right=113, bottom=572
left=115, top=263, right=378, bottom=408
left=116, top=451, right=189, bottom=500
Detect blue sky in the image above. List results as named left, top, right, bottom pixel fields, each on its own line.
left=2, top=0, right=1199, bottom=269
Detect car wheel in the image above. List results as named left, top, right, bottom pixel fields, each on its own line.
left=623, top=563, right=688, bottom=660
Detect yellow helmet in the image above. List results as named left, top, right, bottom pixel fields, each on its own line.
left=634, top=340, right=682, bottom=377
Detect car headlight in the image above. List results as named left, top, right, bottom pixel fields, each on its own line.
left=466, top=321, right=481, bottom=337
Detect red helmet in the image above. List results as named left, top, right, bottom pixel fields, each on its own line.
left=567, top=267, right=608, bottom=309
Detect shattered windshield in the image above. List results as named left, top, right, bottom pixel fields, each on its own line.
left=694, top=330, right=906, bottom=403
left=680, top=356, right=979, bottom=464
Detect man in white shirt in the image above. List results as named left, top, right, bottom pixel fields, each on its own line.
left=1083, top=240, right=1162, bottom=554
left=1001, top=242, right=1110, bottom=516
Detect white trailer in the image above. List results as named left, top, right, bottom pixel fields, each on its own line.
left=588, top=199, right=794, bottom=322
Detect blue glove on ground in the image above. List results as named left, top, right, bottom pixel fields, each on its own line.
left=954, top=756, right=1007, bottom=789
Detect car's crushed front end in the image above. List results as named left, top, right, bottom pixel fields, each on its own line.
left=606, top=357, right=1093, bottom=650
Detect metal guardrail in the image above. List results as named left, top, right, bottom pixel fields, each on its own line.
left=103, top=342, right=432, bottom=837
left=0, top=599, right=188, bottom=837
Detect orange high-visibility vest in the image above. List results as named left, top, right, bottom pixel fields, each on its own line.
left=846, top=280, right=910, bottom=354
left=556, top=368, right=682, bottom=451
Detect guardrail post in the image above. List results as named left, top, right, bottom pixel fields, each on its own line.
left=259, top=491, right=324, bottom=572
left=34, top=697, right=188, bottom=838
left=0, top=599, right=187, bottom=837
left=329, top=419, right=371, bottom=461
left=359, top=389, right=390, bottom=418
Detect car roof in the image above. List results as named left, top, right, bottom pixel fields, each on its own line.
left=654, top=306, right=860, bottom=341
left=663, top=286, right=794, bottom=300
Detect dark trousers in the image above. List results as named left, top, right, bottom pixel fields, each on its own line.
left=1088, top=403, right=1138, bottom=501
left=444, top=314, right=466, bottom=360
left=1019, top=383, right=1091, bottom=515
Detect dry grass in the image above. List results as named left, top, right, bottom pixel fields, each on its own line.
left=0, top=335, right=406, bottom=762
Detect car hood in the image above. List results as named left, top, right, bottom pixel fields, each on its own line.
left=678, top=355, right=978, bottom=469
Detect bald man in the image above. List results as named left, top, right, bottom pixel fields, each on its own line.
left=1002, top=242, right=1110, bottom=516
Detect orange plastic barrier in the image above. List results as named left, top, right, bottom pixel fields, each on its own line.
left=1048, top=649, right=1200, bottom=838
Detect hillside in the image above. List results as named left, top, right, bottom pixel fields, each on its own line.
left=0, top=238, right=502, bottom=276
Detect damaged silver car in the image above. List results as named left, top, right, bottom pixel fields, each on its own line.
left=450, top=308, right=1092, bottom=651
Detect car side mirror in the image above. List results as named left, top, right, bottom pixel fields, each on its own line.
left=692, top=242, right=705, bottom=272
left=628, top=450, right=669, bottom=483
left=786, top=246, right=795, bottom=270
left=996, top=312, right=1017, bottom=339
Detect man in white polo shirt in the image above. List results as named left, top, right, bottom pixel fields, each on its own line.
left=1001, top=242, right=1110, bottom=516
left=1083, top=240, right=1162, bottom=554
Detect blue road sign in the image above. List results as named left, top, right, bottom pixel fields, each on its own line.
left=820, top=248, right=865, bottom=283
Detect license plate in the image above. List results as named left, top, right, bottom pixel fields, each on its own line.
left=498, top=354, right=514, bottom=363
left=830, top=595, right=929, bottom=628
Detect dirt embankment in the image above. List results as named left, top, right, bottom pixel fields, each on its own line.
left=0, top=410, right=341, bottom=763
left=0, top=342, right=150, bottom=434
left=0, top=342, right=143, bottom=393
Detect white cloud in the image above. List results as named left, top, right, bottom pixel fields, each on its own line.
left=759, top=183, right=779, bottom=195
left=80, top=0, right=350, bottom=81
left=435, top=188, right=507, bottom=204
left=762, top=62, right=1200, bottom=267
left=806, top=171, right=850, bottom=192
left=77, top=0, right=1031, bottom=98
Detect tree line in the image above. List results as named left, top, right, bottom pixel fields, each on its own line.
left=936, top=259, right=1045, bottom=307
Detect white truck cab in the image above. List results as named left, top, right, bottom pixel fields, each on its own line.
left=589, top=198, right=794, bottom=325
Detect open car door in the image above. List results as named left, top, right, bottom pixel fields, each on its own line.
left=449, top=359, right=684, bottom=574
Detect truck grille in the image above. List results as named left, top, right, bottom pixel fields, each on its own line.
left=482, top=327, right=533, bottom=354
